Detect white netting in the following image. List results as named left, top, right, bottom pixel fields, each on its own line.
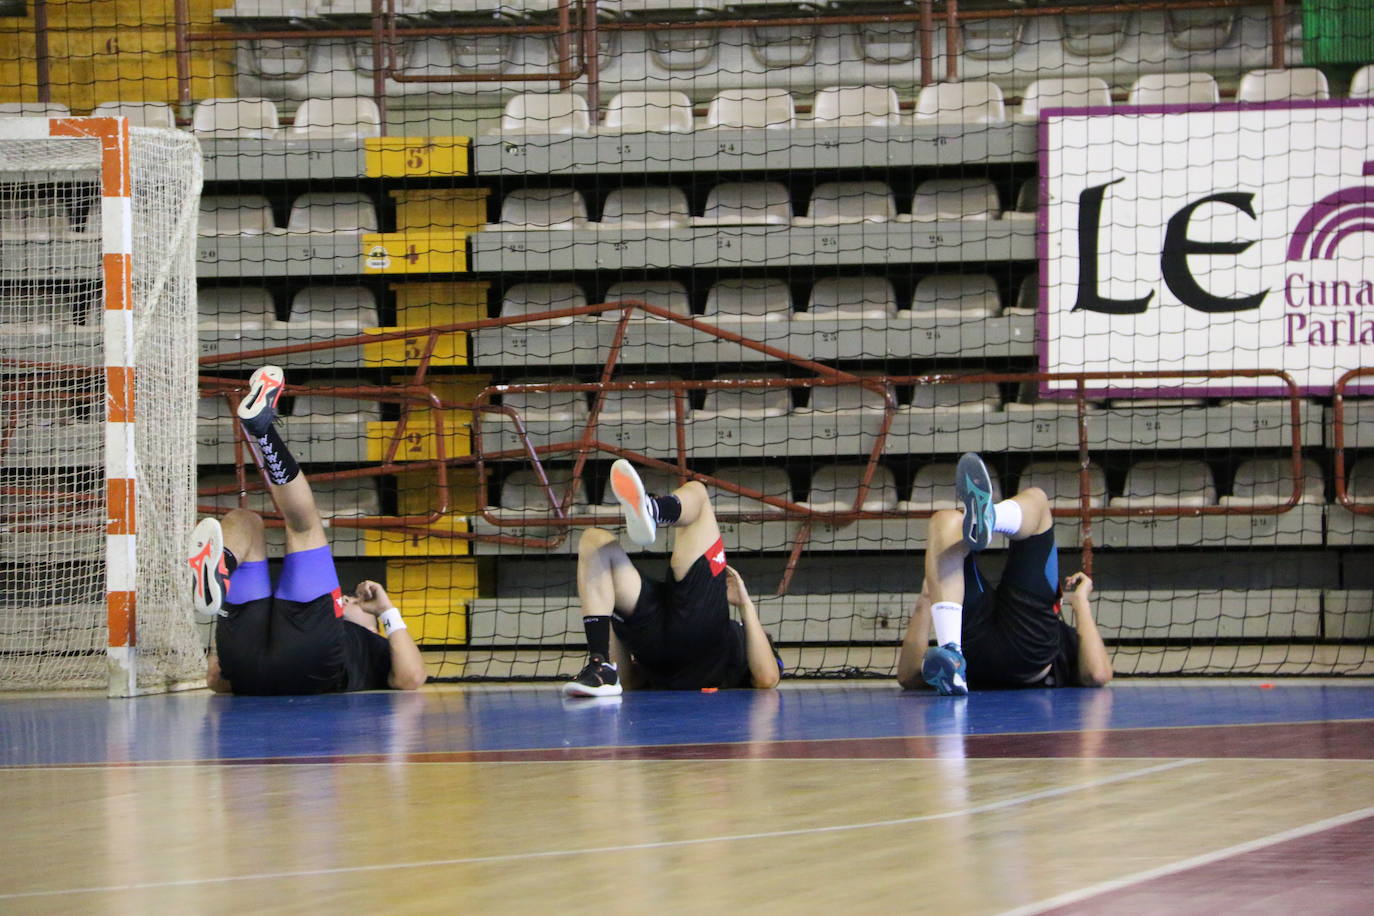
left=0, top=124, right=202, bottom=691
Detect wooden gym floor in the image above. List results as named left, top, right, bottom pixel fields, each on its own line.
left=1, top=681, right=1372, bottom=914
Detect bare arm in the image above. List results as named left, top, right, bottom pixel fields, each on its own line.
left=355, top=581, right=427, bottom=691
left=1065, top=573, right=1113, bottom=688
left=206, top=652, right=233, bottom=694
left=896, top=579, right=934, bottom=690
left=726, top=567, right=780, bottom=689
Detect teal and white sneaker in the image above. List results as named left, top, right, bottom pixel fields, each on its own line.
left=955, top=451, right=996, bottom=553
left=922, top=643, right=969, bottom=696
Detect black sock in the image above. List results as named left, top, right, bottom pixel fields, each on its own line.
left=246, top=422, right=300, bottom=486
left=582, top=615, right=611, bottom=661
left=222, top=546, right=239, bottom=577
left=650, top=494, right=681, bottom=526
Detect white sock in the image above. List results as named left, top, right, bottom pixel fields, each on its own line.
left=931, top=601, right=963, bottom=649
left=993, top=499, right=1023, bottom=537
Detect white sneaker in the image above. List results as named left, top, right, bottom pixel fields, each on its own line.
left=237, top=365, right=285, bottom=432
left=608, top=459, right=657, bottom=547
left=188, top=517, right=230, bottom=622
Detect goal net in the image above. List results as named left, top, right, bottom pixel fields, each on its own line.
left=0, top=119, right=203, bottom=694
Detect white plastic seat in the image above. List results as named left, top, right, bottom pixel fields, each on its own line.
left=597, top=186, right=691, bottom=229
left=1221, top=458, right=1325, bottom=507
left=603, top=91, right=694, bottom=133
left=0, top=201, right=72, bottom=241
left=908, top=382, right=1000, bottom=412
left=498, top=380, right=589, bottom=423
left=1237, top=68, right=1330, bottom=102
left=1005, top=274, right=1037, bottom=315
left=910, top=274, right=1001, bottom=318
left=499, top=468, right=591, bottom=513
left=501, top=92, right=591, bottom=135
left=0, top=102, right=71, bottom=117
left=289, top=97, right=382, bottom=139
left=602, top=280, right=691, bottom=320
left=801, top=463, right=899, bottom=512
left=197, top=287, right=277, bottom=331
left=1165, top=9, right=1238, bottom=51
left=1108, top=397, right=1207, bottom=409
left=692, top=181, right=792, bottom=226
left=198, top=195, right=278, bottom=236
left=285, top=192, right=377, bottom=234
left=1351, top=65, right=1374, bottom=99
left=309, top=478, right=381, bottom=518
left=1006, top=179, right=1038, bottom=221
left=494, top=188, right=588, bottom=230
left=711, top=465, right=791, bottom=514
left=191, top=98, right=281, bottom=139
left=811, top=85, right=901, bottom=127
left=705, top=88, right=796, bottom=129
left=794, top=181, right=895, bottom=226
left=697, top=373, right=791, bottom=420
left=1347, top=459, right=1374, bottom=501
left=286, top=286, right=379, bottom=330
left=1111, top=460, right=1217, bottom=508
left=1018, top=77, right=1111, bottom=119
left=1017, top=461, right=1108, bottom=509
left=501, top=282, right=586, bottom=326
left=290, top=378, right=383, bottom=422
left=801, top=276, right=897, bottom=320
left=1005, top=381, right=1103, bottom=414
left=803, top=380, right=891, bottom=414
left=702, top=278, right=792, bottom=322
left=198, top=394, right=235, bottom=422
left=594, top=376, right=686, bottom=422
left=903, top=178, right=1000, bottom=221
left=91, top=101, right=177, bottom=128
left=905, top=461, right=1002, bottom=510
left=912, top=81, right=1006, bottom=124
left=1128, top=72, right=1220, bottom=106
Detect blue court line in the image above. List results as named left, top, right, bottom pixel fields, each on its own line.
left=2, top=684, right=1372, bottom=767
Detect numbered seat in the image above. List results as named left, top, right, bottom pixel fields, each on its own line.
left=1006, top=179, right=1038, bottom=221
left=802, top=379, right=892, bottom=414
left=910, top=274, right=1001, bottom=318
left=285, top=192, right=377, bottom=234
left=0, top=201, right=73, bottom=241
left=1237, top=67, right=1330, bottom=102
left=498, top=467, right=593, bottom=514
left=500, top=282, right=585, bottom=326
left=91, top=101, right=177, bottom=128
left=1111, top=459, right=1217, bottom=508
left=1127, top=72, right=1220, bottom=105
left=692, top=181, right=792, bottom=226
left=801, top=463, right=899, bottom=512
left=198, top=195, right=279, bottom=236
left=1018, top=77, right=1111, bottom=119
left=286, top=286, right=379, bottom=330
left=800, top=276, right=897, bottom=320
left=597, top=186, right=691, bottom=229
left=288, top=97, right=382, bottom=139
left=908, top=381, right=1001, bottom=412
left=601, top=280, right=691, bottom=320
left=0, top=102, right=71, bottom=117
left=1221, top=458, right=1325, bottom=506
left=1350, top=64, right=1374, bottom=99
left=705, top=88, right=796, bottom=129
left=603, top=90, right=695, bottom=133
left=498, top=380, right=589, bottom=425
left=811, top=85, right=901, bottom=127
left=493, top=188, right=588, bottom=230
left=191, top=97, right=281, bottom=139
left=696, top=372, right=791, bottom=420
left=903, top=178, right=1000, bottom=221
left=290, top=378, right=383, bottom=423
left=702, top=278, right=793, bottom=322
left=197, top=287, right=277, bottom=331
left=711, top=465, right=792, bottom=515
left=912, top=80, right=1006, bottom=123
left=1017, top=461, right=1108, bottom=508
left=501, top=92, right=592, bottom=135
left=794, top=181, right=896, bottom=226
left=593, top=375, right=687, bottom=422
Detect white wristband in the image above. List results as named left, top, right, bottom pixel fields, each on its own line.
left=378, top=608, right=406, bottom=636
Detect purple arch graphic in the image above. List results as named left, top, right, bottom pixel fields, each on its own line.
left=1287, top=186, right=1374, bottom=260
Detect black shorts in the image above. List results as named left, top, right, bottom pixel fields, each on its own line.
left=215, top=592, right=349, bottom=695
left=611, top=551, right=744, bottom=688
left=961, top=527, right=1065, bottom=686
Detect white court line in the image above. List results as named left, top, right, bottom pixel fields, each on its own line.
left=1003, top=804, right=1374, bottom=916
left=0, top=758, right=1199, bottom=901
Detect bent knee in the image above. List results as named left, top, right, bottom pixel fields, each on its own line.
left=578, top=526, right=620, bottom=554
left=929, top=508, right=964, bottom=542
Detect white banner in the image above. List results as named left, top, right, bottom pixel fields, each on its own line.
left=1040, top=101, right=1374, bottom=395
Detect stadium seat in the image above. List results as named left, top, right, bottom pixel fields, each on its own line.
left=309, top=478, right=382, bottom=518
left=912, top=81, right=1007, bottom=124
left=711, top=465, right=791, bottom=514
left=1017, top=460, right=1108, bottom=508
left=1347, top=459, right=1374, bottom=501
left=696, top=373, right=791, bottom=420
left=1007, top=274, right=1037, bottom=315
left=705, top=88, right=796, bottom=129
left=961, top=17, right=1021, bottom=61
left=0, top=201, right=73, bottom=240
left=498, top=467, right=591, bottom=513
left=1164, top=8, right=1238, bottom=51
left=802, top=379, right=892, bottom=414
left=288, top=97, right=382, bottom=139
left=1221, top=458, right=1325, bottom=507
left=905, top=461, right=1002, bottom=510
left=801, top=276, right=897, bottom=320
left=603, top=91, right=695, bottom=133
left=907, top=381, right=1001, bottom=412
left=794, top=181, right=896, bottom=226
left=493, top=188, right=589, bottom=230
left=197, top=287, right=277, bottom=331
left=692, top=181, right=792, bottom=226
left=1128, top=72, right=1221, bottom=105
left=1006, top=179, right=1038, bottom=221
left=500, top=282, right=586, bottom=326
left=500, top=92, right=592, bottom=135
left=285, top=192, right=377, bottom=234
left=1237, top=68, right=1330, bottom=102
left=1018, top=77, right=1111, bottom=119
left=0, top=102, right=71, bottom=117
left=91, top=101, right=177, bottom=128
left=1350, top=65, right=1374, bottom=99
left=1112, top=459, right=1217, bottom=508
left=597, top=186, right=692, bottom=229
left=198, top=195, right=279, bottom=236
left=1005, top=381, right=1102, bottom=414
left=910, top=274, right=1001, bottom=318
left=198, top=393, right=235, bottom=423
left=702, top=278, right=793, bottom=322
left=801, top=463, right=900, bottom=512
left=1059, top=10, right=1129, bottom=57
left=191, top=98, right=281, bottom=139
left=593, top=376, right=687, bottom=421
left=290, top=378, right=383, bottom=422
left=601, top=280, right=692, bottom=320
left=903, top=178, right=1001, bottom=221
left=498, top=380, right=590, bottom=423
left=286, top=286, right=379, bottom=330
left=811, top=85, right=902, bottom=127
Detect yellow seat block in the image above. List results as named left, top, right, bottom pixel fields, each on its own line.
left=391, top=188, right=489, bottom=232
left=391, top=281, right=490, bottom=328
left=402, top=602, right=468, bottom=646
left=363, top=516, right=471, bottom=557
left=387, top=558, right=478, bottom=594
left=361, top=233, right=467, bottom=275
left=362, top=327, right=468, bottom=367
left=396, top=467, right=481, bottom=516
left=366, top=421, right=471, bottom=463
left=364, top=137, right=470, bottom=178
left=392, top=372, right=491, bottom=426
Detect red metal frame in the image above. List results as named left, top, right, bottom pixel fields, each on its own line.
left=1332, top=367, right=1372, bottom=515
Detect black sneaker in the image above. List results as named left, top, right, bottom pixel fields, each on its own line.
left=561, top=654, right=623, bottom=698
